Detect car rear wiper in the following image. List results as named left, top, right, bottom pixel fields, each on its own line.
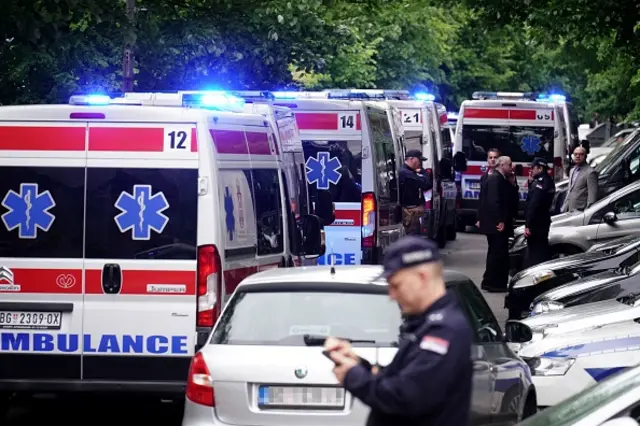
left=303, top=334, right=377, bottom=346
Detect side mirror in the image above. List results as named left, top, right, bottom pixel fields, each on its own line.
left=439, top=157, right=453, bottom=180
left=299, top=214, right=323, bottom=258
left=315, top=191, right=335, bottom=227
left=453, top=151, right=467, bottom=172
left=603, top=211, right=618, bottom=225
left=504, top=320, right=533, bottom=344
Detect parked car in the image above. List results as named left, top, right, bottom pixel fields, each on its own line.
left=553, top=128, right=640, bottom=215
left=511, top=179, right=640, bottom=274
left=506, top=315, right=640, bottom=409
left=506, top=235, right=640, bottom=319
left=516, top=362, right=640, bottom=426
left=587, top=128, right=635, bottom=166
left=529, top=259, right=640, bottom=316
left=181, top=266, right=536, bottom=426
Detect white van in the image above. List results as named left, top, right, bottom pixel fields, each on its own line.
left=0, top=92, right=322, bottom=400
left=270, top=90, right=406, bottom=265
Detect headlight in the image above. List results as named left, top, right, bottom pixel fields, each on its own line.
left=523, top=356, right=575, bottom=376
left=513, top=270, right=556, bottom=289
left=530, top=300, right=564, bottom=316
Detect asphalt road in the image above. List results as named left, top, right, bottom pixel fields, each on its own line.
left=5, top=231, right=497, bottom=425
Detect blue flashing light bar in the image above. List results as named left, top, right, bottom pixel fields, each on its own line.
left=181, top=91, right=245, bottom=109
left=69, top=94, right=112, bottom=105
left=537, top=93, right=567, bottom=102
left=414, top=92, right=435, bottom=101
left=472, top=91, right=538, bottom=100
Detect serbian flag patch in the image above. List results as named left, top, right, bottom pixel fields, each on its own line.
left=419, top=336, right=450, bottom=355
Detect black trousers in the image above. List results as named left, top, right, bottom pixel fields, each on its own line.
left=481, top=232, right=510, bottom=290
left=524, top=225, right=550, bottom=269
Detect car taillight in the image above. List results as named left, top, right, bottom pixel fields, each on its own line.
left=197, top=245, right=222, bottom=328
left=361, top=192, right=376, bottom=248
left=186, top=352, right=215, bottom=407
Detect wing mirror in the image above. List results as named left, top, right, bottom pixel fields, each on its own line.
left=603, top=211, right=618, bottom=225
left=453, top=151, right=467, bottom=172
left=504, top=320, right=533, bottom=343
left=299, top=214, right=324, bottom=258
left=439, top=157, right=453, bottom=180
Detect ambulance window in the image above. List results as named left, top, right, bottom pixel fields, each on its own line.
left=441, top=128, right=453, bottom=159
left=302, top=140, right=362, bottom=205
left=461, top=125, right=554, bottom=163
left=369, top=110, right=399, bottom=203
left=85, top=168, right=198, bottom=260
left=252, top=169, right=284, bottom=255
left=0, top=166, right=84, bottom=258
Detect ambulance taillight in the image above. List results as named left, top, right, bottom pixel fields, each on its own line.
left=362, top=192, right=377, bottom=248
left=186, top=352, right=215, bottom=407
left=197, top=245, right=222, bottom=328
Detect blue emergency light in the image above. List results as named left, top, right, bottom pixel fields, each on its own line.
left=537, top=93, right=567, bottom=102
left=181, top=91, right=245, bottom=109
left=271, top=91, right=302, bottom=99
left=69, top=94, right=112, bottom=106
left=414, top=92, right=436, bottom=101
left=472, top=91, right=538, bottom=100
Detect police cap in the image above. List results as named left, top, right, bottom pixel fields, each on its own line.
left=405, top=149, right=427, bottom=161
left=531, top=157, right=549, bottom=169
left=377, top=236, right=441, bottom=279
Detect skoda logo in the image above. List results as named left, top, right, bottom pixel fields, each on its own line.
left=294, top=367, right=308, bottom=379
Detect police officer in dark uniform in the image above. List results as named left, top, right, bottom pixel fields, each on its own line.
left=524, top=157, right=556, bottom=268
left=325, top=236, right=473, bottom=426
left=399, top=150, right=433, bottom=235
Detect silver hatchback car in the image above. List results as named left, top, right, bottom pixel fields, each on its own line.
left=181, top=265, right=535, bottom=426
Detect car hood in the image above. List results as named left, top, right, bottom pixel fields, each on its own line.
left=589, top=235, right=640, bottom=252
left=533, top=270, right=626, bottom=303
left=520, top=299, right=635, bottom=336
left=550, top=211, right=585, bottom=227
left=518, top=319, right=640, bottom=358
left=511, top=251, right=608, bottom=282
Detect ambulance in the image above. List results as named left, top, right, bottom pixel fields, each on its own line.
left=0, top=92, right=322, bottom=399
left=453, top=91, right=570, bottom=228
left=385, top=93, right=459, bottom=246
left=270, top=89, right=406, bottom=265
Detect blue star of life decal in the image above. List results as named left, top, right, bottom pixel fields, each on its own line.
left=224, top=186, right=235, bottom=241
left=114, top=185, right=170, bottom=240
left=520, top=135, right=542, bottom=156
left=1, top=183, right=56, bottom=239
left=305, top=151, right=342, bottom=190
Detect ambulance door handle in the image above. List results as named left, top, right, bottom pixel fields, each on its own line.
left=101, top=263, right=122, bottom=295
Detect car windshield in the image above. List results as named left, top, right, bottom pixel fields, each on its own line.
left=461, top=124, right=554, bottom=163
left=518, top=365, right=640, bottom=426
left=596, top=131, right=640, bottom=175
left=602, top=131, right=633, bottom=148
left=210, top=290, right=402, bottom=346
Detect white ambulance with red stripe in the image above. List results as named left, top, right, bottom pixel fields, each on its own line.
left=270, top=89, right=406, bottom=265
left=0, top=92, right=322, bottom=399
left=453, top=91, right=570, bottom=228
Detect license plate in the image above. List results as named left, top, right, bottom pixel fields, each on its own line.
left=468, top=181, right=481, bottom=190
left=258, top=386, right=345, bottom=408
left=0, top=311, right=62, bottom=330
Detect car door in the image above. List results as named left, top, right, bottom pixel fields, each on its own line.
left=456, top=282, right=525, bottom=425
left=426, top=104, right=442, bottom=230
left=451, top=283, right=495, bottom=425
left=595, top=187, right=640, bottom=243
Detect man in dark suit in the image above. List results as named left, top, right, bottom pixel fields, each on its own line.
left=478, top=156, right=519, bottom=292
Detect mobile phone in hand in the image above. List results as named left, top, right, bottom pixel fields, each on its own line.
left=322, top=350, right=341, bottom=365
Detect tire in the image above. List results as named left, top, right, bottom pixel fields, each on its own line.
left=500, top=385, right=524, bottom=423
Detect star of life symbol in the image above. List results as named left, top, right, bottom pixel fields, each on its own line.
left=114, top=185, right=170, bottom=240
left=305, top=151, right=342, bottom=190
left=1, top=183, right=56, bottom=239
left=520, top=135, right=541, bottom=156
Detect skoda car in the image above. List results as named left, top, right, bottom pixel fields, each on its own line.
left=506, top=235, right=640, bottom=319
left=181, top=266, right=536, bottom=426
left=506, top=316, right=640, bottom=409
left=510, top=180, right=640, bottom=275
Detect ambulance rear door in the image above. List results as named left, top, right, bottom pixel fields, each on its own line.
left=0, top=119, right=86, bottom=383
left=83, top=118, right=198, bottom=386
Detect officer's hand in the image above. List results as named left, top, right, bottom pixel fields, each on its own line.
left=324, top=337, right=358, bottom=360
left=497, top=222, right=504, bottom=232
left=524, top=227, right=531, bottom=237
left=329, top=351, right=359, bottom=384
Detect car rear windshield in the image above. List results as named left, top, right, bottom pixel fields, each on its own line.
left=462, top=125, right=554, bottom=163
left=210, top=290, right=402, bottom=346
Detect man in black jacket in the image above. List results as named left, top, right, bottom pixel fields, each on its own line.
left=399, top=150, right=433, bottom=235
left=478, top=156, right=519, bottom=292
left=524, top=157, right=556, bottom=268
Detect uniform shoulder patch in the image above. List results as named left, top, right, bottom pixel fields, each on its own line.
left=428, top=311, right=444, bottom=322
left=419, top=335, right=449, bottom=355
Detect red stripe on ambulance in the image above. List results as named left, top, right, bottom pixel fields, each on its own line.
left=334, top=209, right=362, bottom=226
left=89, top=127, right=164, bottom=152
left=246, top=131, right=273, bottom=155
left=0, top=126, right=85, bottom=151
left=464, top=165, right=531, bottom=176
left=463, top=109, right=554, bottom=120
left=463, top=109, right=509, bottom=119
left=295, top=113, right=362, bottom=131
left=191, top=128, right=198, bottom=153
left=210, top=129, right=248, bottom=154
left=0, top=268, right=82, bottom=294
left=84, top=269, right=196, bottom=295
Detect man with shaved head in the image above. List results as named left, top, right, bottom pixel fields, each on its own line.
left=563, top=146, right=598, bottom=212
left=478, top=155, right=519, bottom=291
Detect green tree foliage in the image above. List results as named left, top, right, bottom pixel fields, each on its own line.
left=0, top=0, right=637, bottom=120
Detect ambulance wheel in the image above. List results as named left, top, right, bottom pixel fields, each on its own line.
left=436, top=225, right=447, bottom=249
left=446, top=216, right=457, bottom=241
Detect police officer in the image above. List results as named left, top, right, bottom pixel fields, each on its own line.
left=399, top=150, right=433, bottom=235
left=325, top=236, right=473, bottom=426
left=524, top=157, right=556, bottom=268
